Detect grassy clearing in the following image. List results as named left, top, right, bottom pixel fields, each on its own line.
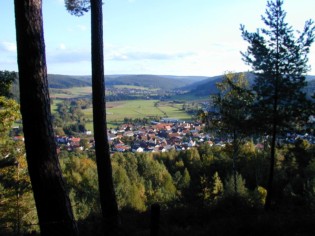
left=49, top=87, right=193, bottom=130
left=50, top=87, right=92, bottom=99
left=50, top=98, right=63, bottom=113
left=113, top=85, right=159, bottom=91
left=81, top=100, right=192, bottom=129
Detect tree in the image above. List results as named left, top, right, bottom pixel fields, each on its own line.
left=65, top=0, right=120, bottom=228
left=241, top=0, right=315, bottom=210
left=0, top=70, right=16, bottom=98
left=14, top=1, right=78, bottom=235
left=224, top=172, right=248, bottom=198
left=211, top=171, right=224, bottom=201
left=211, top=72, right=254, bottom=194
left=0, top=96, right=20, bottom=169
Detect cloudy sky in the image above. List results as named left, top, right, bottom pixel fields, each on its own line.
left=1, top=0, right=315, bottom=76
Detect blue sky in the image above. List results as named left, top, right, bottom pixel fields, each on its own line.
left=1, top=0, right=315, bottom=76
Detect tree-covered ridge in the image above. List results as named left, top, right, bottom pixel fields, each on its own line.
left=2, top=0, right=315, bottom=235
left=48, top=74, right=91, bottom=89
left=53, top=141, right=315, bottom=234
left=46, top=73, right=315, bottom=100
left=46, top=74, right=206, bottom=89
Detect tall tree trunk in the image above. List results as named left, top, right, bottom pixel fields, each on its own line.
left=232, top=129, right=238, bottom=194
left=265, top=21, right=280, bottom=211
left=90, top=0, right=119, bottom=229
left=265, top=76, right=279, bottom=210
left=14, top=1, right=78, bottom=235
left=265, top=121, right=277, bottom=210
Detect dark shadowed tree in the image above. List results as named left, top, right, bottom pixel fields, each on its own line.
left=65, top=0, right=120, bottom=229
left=241, top=0, right=315, bottom=210
left=212, top=72, right=254, bottom=194
left=14, top=1, right=78, bottom=235
left=0, top=71, right=16, bottom=98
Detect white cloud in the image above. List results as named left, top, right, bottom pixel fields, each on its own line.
left=59, top=43, right=66, bottom=50
left=77, top=24, right=87, bottom=31
left=47, top=48, right=90, bottom=63
left=0, top=42, right=16, bottom=52
left=53, top=0, right=63, bottom=4
left=105, top=46, right=195, bottom=61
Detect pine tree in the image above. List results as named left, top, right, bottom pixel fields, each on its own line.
left=241, top=0, right=315, bottom=210
left=211, top=171, right=223, bottom=201
left=65, top=0, right=119, bottom=228
left=14, top=1, right=78, bottom=234
left=211, top=72, right=254, bottom=194
left=0, top=71, right=16, bottom=98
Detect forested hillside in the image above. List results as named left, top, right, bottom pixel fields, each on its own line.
left=2, top=0, right=315, bottom=235
left=48, top=74, right=91, bottom=88
left=46, top=73, right=315, bottom=99
left=47, top=74, right=207, bottom=90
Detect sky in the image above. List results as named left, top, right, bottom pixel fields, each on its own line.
left=1, top=0, right=315, bottom=76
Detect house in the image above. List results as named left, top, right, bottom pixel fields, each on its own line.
left=69, top=137, right=81, bottom=146
left=135, top=147, right=144, bottom=153
left=85, top=130, right=92, bottom=135
left=108, top=133, right=117, bottom=141
left=113, top=144, right=130, bottom=152
left=123, top=131, right=134, bottom=137
left=14, top=136, right=24, bottom=141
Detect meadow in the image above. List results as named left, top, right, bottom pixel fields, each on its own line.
left=50, top=87, right=92, bottom=99
left=84, top=100, right=192, bottom=129
left=50, top=87, right=193, bottom=130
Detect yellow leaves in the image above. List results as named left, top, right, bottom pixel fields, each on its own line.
left=0, top=96, right=21, bottom=135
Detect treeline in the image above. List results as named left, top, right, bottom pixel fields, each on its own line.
left=105, top=94, right=161, bottom=102
left=48, top=74, right=91, bottom=89
left=61, top=140, right=315, bottom=217
left=52, top=99, right=91, bottom=135
left=1, top=139, right=315, bottom=234
left=16, top=141, right=315, bottom=226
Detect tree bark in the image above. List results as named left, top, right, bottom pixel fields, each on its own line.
left=14, top=1, right=78, bottom=235
left=90, top=0, right=119, bottom=229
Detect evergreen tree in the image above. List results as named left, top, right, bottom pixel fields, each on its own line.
left=65, top=0, right=119, bottom=228
left=0, top=70, right=16, bottom=98
left=241, top=0, right=315, bottom=210
left=211, top=72, right=254, bottom=194
left=211, top=171, right=224, bottom=201
left=14, top=0, right=78, bottom=234
left=224, top=173, right=248, bottom=198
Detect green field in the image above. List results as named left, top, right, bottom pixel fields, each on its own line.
left=82, top=100, right=192, bottom=129
left=50, top=87, right=193, bottom=130
left=113, top=85, right=159, bottom=91
left=50, top=87, right=92, bottom=99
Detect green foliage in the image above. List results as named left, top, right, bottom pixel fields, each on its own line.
left=0, top=97, right=20, bottom=135
left=241, top=0, right=315, bottom=210
left=224, top=172, right=248, bottom=198
left=0, top=151, right=37, bottom=234
left=253, top=186, right=267, bottom=206
left=0, top=71, right=16, bottom=98
left=112, top=157, right=146, bottom=211
left=211, top=72, right=254, bottom=135
left=211, top=171, right=224, bottom=201
left=48, top=74, right=91, bottom=88
left=136, top=153, right=177, bottom=207
left=241, top=0, right=315, bottom=134
left=61, top=156, right=99, bottom=220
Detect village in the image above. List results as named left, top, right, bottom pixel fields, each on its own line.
left=54, top=119, right=217, bottom=154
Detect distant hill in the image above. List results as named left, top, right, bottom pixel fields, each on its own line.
left=46, top=73, right=314, bottom=99
left=47, top=74, right=208, bottom=90
left=179, top=72, right=315, bottom=98
left=48, top=74, right=91, bottom=88
left=306, top=79, right=315, bottom=98
left=306, top=75, right=315, bottom=81
left=104, top=74, right=208, bottom=90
